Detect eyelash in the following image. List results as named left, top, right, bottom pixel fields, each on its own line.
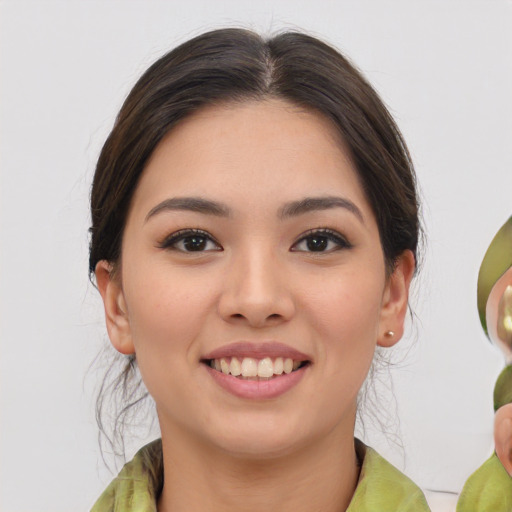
left=291, top=228, right=352, bottom=253
left=158, top=228, right=352, bottom=254
left=158, top=229, right=222, bottom=252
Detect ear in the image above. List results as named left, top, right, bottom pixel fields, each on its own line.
left=377, top=250, right=416, bottom=347
left=495, top=403, right=512, bottom=476
left=95, top=260, right=135, bottom=355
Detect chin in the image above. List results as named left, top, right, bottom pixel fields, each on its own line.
left=196, top=412, right=292, bottom=456
left=207, top=412, right=332, bottom=461
left=218, top=434, right=304, bottom=461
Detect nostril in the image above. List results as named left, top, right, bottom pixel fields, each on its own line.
left=231, top=313, right=281, bottom=320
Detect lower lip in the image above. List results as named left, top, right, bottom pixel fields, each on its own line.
left=204, top=364, right=308, bottom=400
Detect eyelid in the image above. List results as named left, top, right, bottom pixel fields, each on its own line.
left=157, top=228, right=222, bottom=251
left=290, top=228, right=352, bottom=252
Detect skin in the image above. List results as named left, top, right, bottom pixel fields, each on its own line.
left=495, top=403, right=512, bottom=476
left=96, top=99, right=415, bottom=512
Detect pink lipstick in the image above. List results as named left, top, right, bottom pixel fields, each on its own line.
left=201, top=342, right=311, bottom=400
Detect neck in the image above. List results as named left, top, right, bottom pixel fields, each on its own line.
left=157, top=422, right=360, bottom=512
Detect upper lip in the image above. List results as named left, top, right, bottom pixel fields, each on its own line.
left=202, top=341, right=311, bottom=362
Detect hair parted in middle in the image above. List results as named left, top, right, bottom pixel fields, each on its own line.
left=90, top=28, right=419, bottom=279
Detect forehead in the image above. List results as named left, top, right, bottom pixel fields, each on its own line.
left=130, top=99, right=371, bottom=219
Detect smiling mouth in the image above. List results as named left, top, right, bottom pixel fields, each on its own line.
left=202, top=356, right=310, bottom=380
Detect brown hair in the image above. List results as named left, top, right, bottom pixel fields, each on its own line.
left=89, top=28, right=421, bottom=457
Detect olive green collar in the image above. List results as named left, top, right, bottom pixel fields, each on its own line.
left=91, top=439, right=430, bottom=511
left=348, top=440, right=430, bottom=511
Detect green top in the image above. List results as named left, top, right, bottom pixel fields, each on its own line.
left=456, top=452, right=512, bottom=512
left=91, top=439, right=430, bottom=511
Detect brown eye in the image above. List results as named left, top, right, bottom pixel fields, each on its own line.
left=182, top=234, right=208, bottom=251
left=159, top=229, right=222, bottom=253
left=305, top=235, right=329, bottom=252
left=291, top=229, right=351, bottom=253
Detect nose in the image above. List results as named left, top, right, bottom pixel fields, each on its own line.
left=217, top=248, right=296, bottom=328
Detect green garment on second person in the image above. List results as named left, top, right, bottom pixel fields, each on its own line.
left=90, top=438, right=431, bottom=511
left=457, top=452, right=512, bottom=512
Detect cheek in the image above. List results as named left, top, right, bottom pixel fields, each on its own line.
left=305, top=271, right=383, bottom=386
left=122, top=262, right=217, bottom=371
left=306, top=270, right=383, bottom=340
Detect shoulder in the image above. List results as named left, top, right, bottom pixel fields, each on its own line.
left=90, top=439, right=162, bottom=512
left=347, top=440, right=431, bottom=512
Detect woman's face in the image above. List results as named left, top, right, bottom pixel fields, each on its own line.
left=97, top=99, right=413, bottom=458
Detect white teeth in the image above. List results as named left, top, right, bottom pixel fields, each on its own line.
left=229, top=357, right=241, bottom=376
left=241, top=357, right=258, bottom=377
left=274, top=357, right=284, bottom=375
left=257, top=357, right=274, bottom=378
left=209, top=356, right=305, bottom=377
left=220, top=358, right=230, bottom=375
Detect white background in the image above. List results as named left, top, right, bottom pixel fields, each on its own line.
left=1, top=1, right=511, bottom=511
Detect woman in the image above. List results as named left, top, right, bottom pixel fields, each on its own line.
left=89, top=28, right=429, bottom=511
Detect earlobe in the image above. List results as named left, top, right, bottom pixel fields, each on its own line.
left=95, top=261, right=135, bottom=355
left=377, top=250, right=416, bottom=347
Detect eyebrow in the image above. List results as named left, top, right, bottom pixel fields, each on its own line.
left=145, top=197, right=231, bottom=222
left=145, top=195, right=364, bottom=223
left=279, top=196, right=364, bottom=223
